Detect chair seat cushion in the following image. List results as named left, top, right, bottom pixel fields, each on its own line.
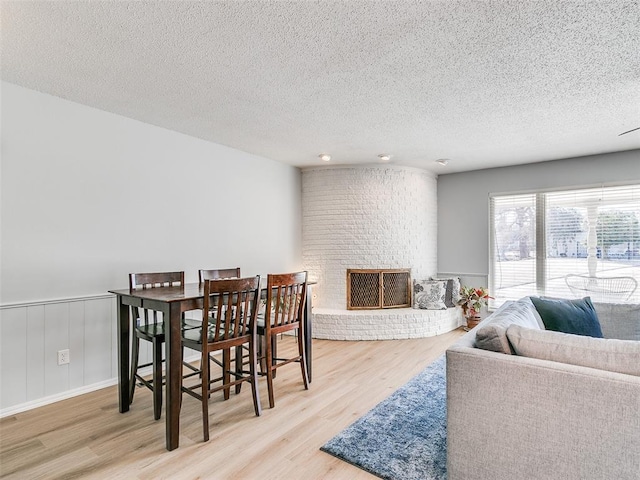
left=182, top=323, right=248, bottom=343
left=135, top=322, right=165, bottom=337
left=135, top=317, right=201, bottom=338
left=256, top=314, right=301, bottom=331
left=182, top=318, right=202, bottom=330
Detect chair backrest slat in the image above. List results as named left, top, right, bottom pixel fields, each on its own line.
left=203, top=276, right=260, bottom=345
left=129, top=271, right=185, bottom=325
left=130, top=271, right=184, bottom=290
left=265, top=272, right=307, bottom=329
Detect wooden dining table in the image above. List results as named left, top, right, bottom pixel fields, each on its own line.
left=109, top=281, right=314, bottom=451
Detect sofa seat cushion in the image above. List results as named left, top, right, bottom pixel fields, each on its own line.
left=506, top=324, right=640, bottom=377
left=475, top=298, right=544, bottom=354
left=531, top=296, right=603, bottom=338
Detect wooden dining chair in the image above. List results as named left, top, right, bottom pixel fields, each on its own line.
left=129, top=271, right=184, bottom=420
left=258, top=271, right=309, bottom=408
left=181, top=276, right=262, bottom=442
left=196, top=268, right=242, bottom=399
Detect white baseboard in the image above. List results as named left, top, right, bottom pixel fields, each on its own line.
left=0, top=378, right=118, bottom=418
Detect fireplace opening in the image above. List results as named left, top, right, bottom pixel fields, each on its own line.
left=346, top=269, right=411, bottom=310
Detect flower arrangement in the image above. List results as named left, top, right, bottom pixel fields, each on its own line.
left=458, top=286, right=493, bottom=319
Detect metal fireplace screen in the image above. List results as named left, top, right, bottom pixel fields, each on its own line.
left=347, top=269, right=411, bottom=310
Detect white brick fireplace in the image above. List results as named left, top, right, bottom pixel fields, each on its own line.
left=302, top=165, right=462, bottom=340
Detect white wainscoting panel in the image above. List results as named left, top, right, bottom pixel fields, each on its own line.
left=1, top=295, right=202, bottom=417
left=1, top=307, right=28, bottom=408
left=44, top=302, right=70, bottom=397
left=84, top=297, right=115, bottom=386
left=1, top=295, right=119, bottom=415
left=26, top=304, right=45, bottom=402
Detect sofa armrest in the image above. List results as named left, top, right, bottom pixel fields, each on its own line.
left=446, top=346, right=640, bottom=480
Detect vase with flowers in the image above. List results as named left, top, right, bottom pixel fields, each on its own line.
left=458, top=286, right=493, bottom=330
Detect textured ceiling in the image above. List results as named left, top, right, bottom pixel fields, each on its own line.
left=2, top=1, right=639, bottom=173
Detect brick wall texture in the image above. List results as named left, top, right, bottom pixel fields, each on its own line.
left=302, top=165, right=438, bottom=310
left=312, top=307, right=464, bottom=340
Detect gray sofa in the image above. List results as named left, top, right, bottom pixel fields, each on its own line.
left=446, top=298, right=640, bottom=480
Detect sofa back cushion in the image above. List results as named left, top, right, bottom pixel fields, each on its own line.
left=475, top=298, right=544, bottom=354
left=507, top=324, right=640, bottom=377
left=530, top=296, right=603, bottom=338
left=593, top=302, right=640, bottom=341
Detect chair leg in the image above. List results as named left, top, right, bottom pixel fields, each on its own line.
left=249, top=336, right=261, bottom=416
left=271, top=335, right=278, bottom=379
left=235, top=346, right=243, bottom=394
left=265, top=333, right=275, bottom=408
left=297, top=326, right=309, bottom=390
left=179, top=345, right=184, bottom=410
left=129, top=334, right=140, bottom=405
left=152, top=336, right=163, bottom=421
left=258, top=334, right=266, bottom=374
left=202, top=350, right=210, bottom=442
left=222, top=349, right=231, bottom=400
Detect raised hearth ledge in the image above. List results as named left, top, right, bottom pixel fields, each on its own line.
left=312, top=307, right=464, bottom=341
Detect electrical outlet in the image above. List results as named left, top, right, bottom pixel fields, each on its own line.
left=57, top=349, right=70, bottom=365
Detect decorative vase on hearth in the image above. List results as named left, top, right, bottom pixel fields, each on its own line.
left=458, top=286, right=493, bottom=331
left=465, top=312, right=482, bottom=330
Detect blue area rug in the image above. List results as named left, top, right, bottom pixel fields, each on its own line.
left=321, top=355, right=447, bottom=480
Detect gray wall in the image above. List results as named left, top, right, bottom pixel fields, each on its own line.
left=1, top=82, right=303, bottom=303
left=437, top=150, right=640, bottom=286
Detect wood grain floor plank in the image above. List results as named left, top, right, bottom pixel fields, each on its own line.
left=0, top=330, right=464, bottom=479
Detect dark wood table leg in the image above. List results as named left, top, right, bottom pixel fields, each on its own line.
left=165, top=302, right=182, bottom=451
left=305, top=286, right=313, bottom=383
left=116, top=297, right=130, bottom=413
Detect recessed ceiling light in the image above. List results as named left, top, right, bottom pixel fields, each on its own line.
left=378, top=154, right=391, bottom=161
left=319, top=153, right=331, bottom=162
left=435, top=158, right=449, bottom=166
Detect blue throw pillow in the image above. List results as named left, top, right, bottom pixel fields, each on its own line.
left=530, top=296, right=603, bottom=338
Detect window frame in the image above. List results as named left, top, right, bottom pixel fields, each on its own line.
left=489, top=182, right=640, bottom=308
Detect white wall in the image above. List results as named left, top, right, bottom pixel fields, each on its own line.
left=0, top=82, right=302, bottom=412
left=302, top=165, right=437, bottom=309
left=437, top=150, right=640, bottom=286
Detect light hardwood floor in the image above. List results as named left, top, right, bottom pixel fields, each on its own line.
left=0, top=329, right=464, bottom=479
